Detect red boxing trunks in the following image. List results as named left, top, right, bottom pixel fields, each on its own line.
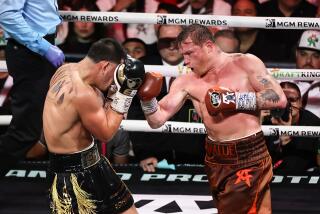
left=47, top=144, right=134, bottom=214
left=205, top=131, right=272, bottom=214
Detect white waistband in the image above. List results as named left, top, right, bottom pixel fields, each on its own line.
left=70, top=141, right=95, bottom=154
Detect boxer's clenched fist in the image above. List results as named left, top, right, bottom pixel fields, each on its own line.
left=111, top=56, right=145, bottom=114
left=138, top=72, right=163, bottom=114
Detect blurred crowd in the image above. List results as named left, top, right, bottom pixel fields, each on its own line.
left=0, top=0, right=319, bottom=174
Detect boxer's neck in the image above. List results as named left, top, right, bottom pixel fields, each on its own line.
left=78, top=57, right=98, bottom=85
left=210, top=51, right=229, bottom=73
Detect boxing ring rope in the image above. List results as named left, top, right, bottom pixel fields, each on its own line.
left=0, top=115, right=318, bottom=137
left=145, top=66, right=320, bottom=81
left=59, top=11, right=320, bottom=29
left=0, top=61, right=319, bottom=81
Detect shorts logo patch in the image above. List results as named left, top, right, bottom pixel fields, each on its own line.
left=235, top=169, right=253, bottom=187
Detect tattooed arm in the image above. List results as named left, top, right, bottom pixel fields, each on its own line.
left=243, top=54, right=287, bottom=110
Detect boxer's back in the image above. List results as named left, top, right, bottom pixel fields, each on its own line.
left=43, top=64, right=94, bottom=154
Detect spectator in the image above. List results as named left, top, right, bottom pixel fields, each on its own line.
left=154, top=2, right=182, bottom=34
left=232, top=0, right=259, bottom=53
left=59, top=0, right=106, bottom=56
left=111, top=0, right=136, bottom=12
left=123, top=38, right=147, bottom=59
left=262, top=81, right=320, bottom=173
left=317, top=4, right=320, bottom=17
left=212, top=0, right=268, bottom=16
left=128, top=24, right=205, bottom=172
left=214, top=29, right=240, bottom=53
left=0, top=26, right=11, bottom=119
left=181, top=0, right=213, bottom=14
left=231, top=0, right=279, bottom=62
left=260, top=0, right=317, bottom=62
left=125, top=0, right=159, bottom=56
left=96, top=129, right=131, bottom=164
left=102, top=0, right=136, bottom=43
left=0, top=0, right=64, bottom=177
left=0, top=27, right=6, bottom=59
left=295, top=30, right=320, bottom=117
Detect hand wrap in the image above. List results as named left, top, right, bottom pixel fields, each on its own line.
left=138, top=72, right=163, bottom=115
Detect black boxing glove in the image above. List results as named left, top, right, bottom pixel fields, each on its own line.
left=111, top=56, right=145, bottom=114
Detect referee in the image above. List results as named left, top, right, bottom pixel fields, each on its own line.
left=0, top=0, right=64, bottom=177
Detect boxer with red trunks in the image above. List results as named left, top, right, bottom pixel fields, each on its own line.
left=138, top=24, right=287, bottom=213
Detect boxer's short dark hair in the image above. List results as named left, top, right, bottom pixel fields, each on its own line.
left=87, top=38, right=126, bottom=64
left=176, top=24, right=215, bottom=47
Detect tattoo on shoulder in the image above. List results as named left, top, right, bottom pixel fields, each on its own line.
left=57, top=93, right=64, bottom=105
left=52, top=80, right=65, bottom=95
left=260, top=89, right=280, bottom=103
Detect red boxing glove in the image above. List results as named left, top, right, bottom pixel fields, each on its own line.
left=138, top=72, right=163, bottom=114
left=138, top=72, right=163, bottom=101
left=205, top=86, right=257, bottom=116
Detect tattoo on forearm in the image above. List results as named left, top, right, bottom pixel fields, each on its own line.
left=260, top=89, right=280, bottom=103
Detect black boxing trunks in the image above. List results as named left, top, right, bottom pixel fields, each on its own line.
left=204, top=131, right=272, bottom=214
left=47, top=143, right=134, bottom=214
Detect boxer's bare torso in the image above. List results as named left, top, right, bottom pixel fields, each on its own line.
left=167, top=54, right=261, bottom=140
left=43, top=63, right=105, bottom=153
left=147, top=51, right=285, bottom=141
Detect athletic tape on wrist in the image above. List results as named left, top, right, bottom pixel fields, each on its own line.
left=111, top=91, right=133, bottom=114
left=140, top=97, right=158, bottom=115
left=236, top=92, right=257, bottom=110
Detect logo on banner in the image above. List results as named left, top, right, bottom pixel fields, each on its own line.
left=134, top=194, right=217, bottom=213
left=269, top=127, right=279, bottom=136
left=265, top=19, right=276, bottom=28
left=269, top=68, right=300, bottom=79
left=163, top=124, right=172, bottom=133
left=157, top=15, right=167, bottom=25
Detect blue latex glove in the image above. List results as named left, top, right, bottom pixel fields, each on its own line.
left=44, top=45, right=65, bottom=68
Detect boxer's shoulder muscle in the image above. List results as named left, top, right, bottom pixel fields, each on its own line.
left=232, top=53, right=266, bottom=76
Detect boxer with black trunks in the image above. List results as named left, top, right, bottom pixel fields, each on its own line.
left=138, top=24, right=287, bottom=213
left=43, top=38, right=145, bottom=214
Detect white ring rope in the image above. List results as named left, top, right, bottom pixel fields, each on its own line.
left=144, top=65, right=320, bottom=81
left=0, top=61, right=318, bottom=81
left=0, top=115, right=319, bottom=137
left=60, top=11, right=320, bottom=29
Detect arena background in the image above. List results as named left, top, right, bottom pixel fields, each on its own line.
left=0, top=7, right=320, bottom=214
